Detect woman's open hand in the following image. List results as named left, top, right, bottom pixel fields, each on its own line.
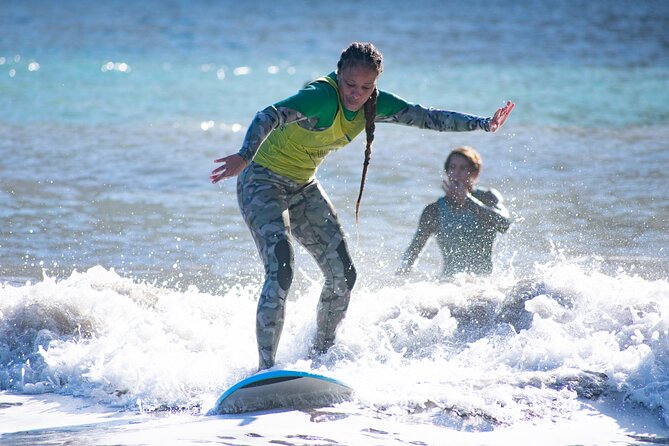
left=489, top=101, right=515, bottom=132
left=210, top=154, right=248, bottom=184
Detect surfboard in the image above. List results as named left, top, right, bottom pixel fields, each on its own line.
left=209, top=369, right=354, bottom=415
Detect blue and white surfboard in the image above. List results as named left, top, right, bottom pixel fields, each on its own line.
left=209, top=369, right=354, bottom=415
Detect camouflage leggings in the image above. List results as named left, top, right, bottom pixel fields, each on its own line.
left=237, top=162, right=357, bottom=370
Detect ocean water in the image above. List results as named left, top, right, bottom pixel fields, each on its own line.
left=1, top=0, right=669, bottom=444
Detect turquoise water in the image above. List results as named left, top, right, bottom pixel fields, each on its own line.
left=2, top=0, right=667, bottom=284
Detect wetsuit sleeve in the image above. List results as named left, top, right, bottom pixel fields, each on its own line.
left=398, top=203, right=439, bottom=273
left=467, top=188, right=511, bottom=233
left=237, top=106, right=300, bottom=162
left=376, top=90, right=492, bottom=132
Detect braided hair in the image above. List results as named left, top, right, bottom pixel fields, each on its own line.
left=337, top=42, right=383, bottom=224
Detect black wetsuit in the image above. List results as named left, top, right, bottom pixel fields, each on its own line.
left=400, top=187, right=510, bottom=277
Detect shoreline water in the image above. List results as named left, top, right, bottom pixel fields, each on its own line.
left=2, top=390, right=668, bottom=446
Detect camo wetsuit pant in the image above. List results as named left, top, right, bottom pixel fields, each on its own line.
left=237, top=162, right=357, bottom=370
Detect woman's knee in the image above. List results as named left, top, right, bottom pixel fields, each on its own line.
left=274, top=239, right=294, bottom=291
left=336, top=240, right=356, bottom=291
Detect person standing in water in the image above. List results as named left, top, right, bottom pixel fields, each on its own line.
left=210, top=42, right=514, bottom=370
left=398, top=146, right=511, bottom=278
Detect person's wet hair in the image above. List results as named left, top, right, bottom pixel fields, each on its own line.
left=445, top=145, right=482, bottom=173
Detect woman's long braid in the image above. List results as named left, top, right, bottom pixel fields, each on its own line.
left=355, top=88, right=378, bottom=224
left=337, top=42, right=384, bottom=225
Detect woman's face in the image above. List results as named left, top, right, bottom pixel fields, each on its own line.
left=446, top=153, right=479, bottom=192
left=338, top=66, right=378, bottom=111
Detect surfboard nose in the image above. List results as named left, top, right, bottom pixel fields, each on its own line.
left=209, top=370, right=354, bottom=415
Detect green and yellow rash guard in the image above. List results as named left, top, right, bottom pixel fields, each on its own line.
left=238, top=72, right=492, bottom=183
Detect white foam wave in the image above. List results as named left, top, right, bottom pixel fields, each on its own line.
left=1, top=261, right=668, bottom=428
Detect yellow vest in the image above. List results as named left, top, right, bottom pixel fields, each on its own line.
left=253, top=76, right=367, bottom=182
